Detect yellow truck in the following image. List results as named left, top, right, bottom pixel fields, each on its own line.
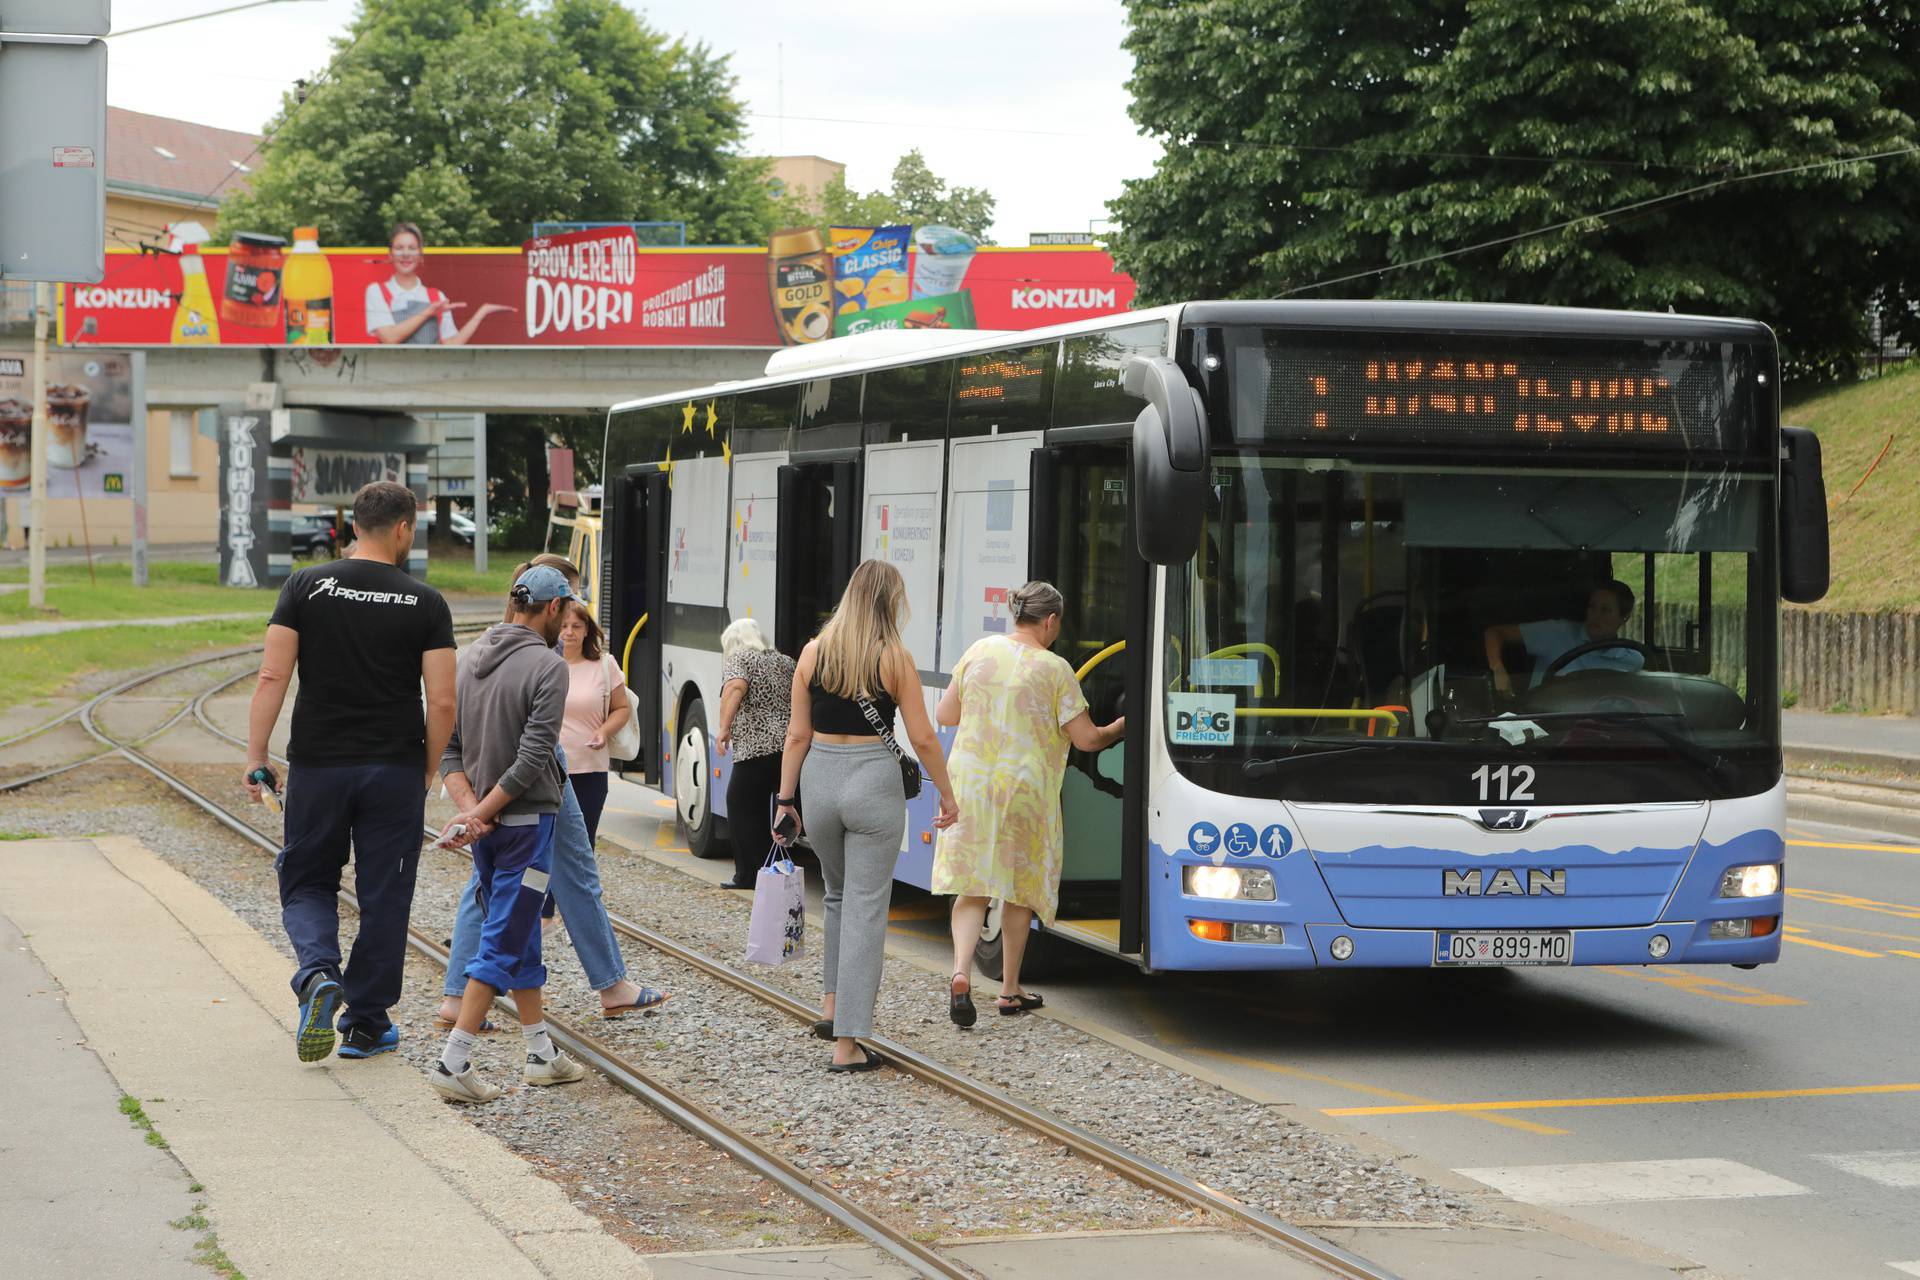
left=543, top=486, right=603, bottom=613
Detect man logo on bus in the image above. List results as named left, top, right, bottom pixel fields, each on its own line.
left=1443, top=868, right=1567, bottom=896
left=1479, top=808, right=1532, bottom=831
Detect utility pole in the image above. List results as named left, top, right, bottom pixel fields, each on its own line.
left=28, top=281, right=47, bottom=606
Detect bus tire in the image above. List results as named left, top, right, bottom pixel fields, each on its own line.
left=971, top=900, right=1059, bottom=984
left=672, top=698, right=729, bottom=860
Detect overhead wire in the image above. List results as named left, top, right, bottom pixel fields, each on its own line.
left=1275, top=141, right=1920, bottom=297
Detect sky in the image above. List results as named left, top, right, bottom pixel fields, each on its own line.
left=101, top=0, right=1165, bottom=245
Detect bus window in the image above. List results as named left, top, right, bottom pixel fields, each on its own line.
left=605, top=403, right=682, bottom=471
left=733, top=386, right=796, bottom=456
left=798, top=376, right=863, bottom=451
left=1054, top=323, right=1168, bottom=428
left=950, top=342, right=1057, bottom=439
left=863, top=359, right=953, bottom=445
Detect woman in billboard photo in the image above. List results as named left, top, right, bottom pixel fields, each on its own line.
left=366, top=222, right=512, bottom=345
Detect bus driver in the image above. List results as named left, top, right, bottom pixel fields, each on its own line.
left=1484, top=579, right=1644, bottom=697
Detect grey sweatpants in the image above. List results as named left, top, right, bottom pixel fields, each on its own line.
left=800, top=741, right=905, bottom=1039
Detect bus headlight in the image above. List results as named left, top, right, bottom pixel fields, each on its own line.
left=1718, top=864, right=1782, bottom=898
left=1184, top=865, right=1276, bottom=901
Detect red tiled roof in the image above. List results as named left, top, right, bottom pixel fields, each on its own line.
left=106, top=106, right=260, bottom=207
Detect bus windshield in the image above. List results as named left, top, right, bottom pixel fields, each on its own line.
left=1162, top=456, right=1778, bottom=805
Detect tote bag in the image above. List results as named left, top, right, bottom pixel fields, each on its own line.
left=601, top=653, right=643, bottom=762
left=745, top=849, right=806, bottom=966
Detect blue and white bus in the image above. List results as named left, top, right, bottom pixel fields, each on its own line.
left=600, top=301, right=1829, bottom=976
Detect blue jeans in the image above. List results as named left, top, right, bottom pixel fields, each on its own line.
left=278, top=762, right=423, bottom=1036
left=443, top=765, right=629, bottom=995
left=464, top=815, right=554, bottom=993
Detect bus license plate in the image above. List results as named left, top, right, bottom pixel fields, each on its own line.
left=1435, top=931, right=1572, bottom=966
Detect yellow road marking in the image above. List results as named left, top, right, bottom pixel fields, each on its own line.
left=1324, top=1082, right=1920, bottom=1117
left=1893, top=950, right=1920, bottom=962
left=1789, top=886, right=1920, bottom=922
left=1188, top=1046, right=1572, bottom=1135
left=1595, top=966, right=1802, bottom=1006
left=653, top=797, right=675, bottom=809
left=1783, top=933, right=1883, bottom=958
left=653, top=844, right=691, bottom=855
left=1788, top=838, right=1920, bottom=856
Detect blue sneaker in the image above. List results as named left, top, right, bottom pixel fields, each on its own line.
left=294, top=975, right=342, bottom=1062
left=337, top=1024, right=400, bottom=1059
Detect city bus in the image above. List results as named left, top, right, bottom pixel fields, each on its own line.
left=598, top=301, right=1829, bottom=976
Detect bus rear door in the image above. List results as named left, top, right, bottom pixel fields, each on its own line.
left=775, top=457, right=862, bottom=656
left=611, top=467, right=668, bottom=783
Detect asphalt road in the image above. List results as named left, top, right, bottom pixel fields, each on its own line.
left=605, top=783, right=1920, bottom=1280
left=876, top=805, right=1920, bottom=1279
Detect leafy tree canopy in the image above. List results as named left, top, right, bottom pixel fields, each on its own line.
left=1108, top=0, right=1920, bottom=377
left=786, top=149, right=999, bottom=242
left=219, top=0, right=785, bottom=247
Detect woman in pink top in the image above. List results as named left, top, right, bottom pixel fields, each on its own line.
left=557, top=600, right=629, bottom=848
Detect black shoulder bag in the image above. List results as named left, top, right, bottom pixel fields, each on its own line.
left=856, top=695, right=923, bottom=800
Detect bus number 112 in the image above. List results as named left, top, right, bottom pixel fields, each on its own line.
left=1472, top=764, right=1535, bottom=802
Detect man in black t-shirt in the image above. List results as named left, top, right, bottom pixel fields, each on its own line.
left=244, top=481, right=457, bottom=1063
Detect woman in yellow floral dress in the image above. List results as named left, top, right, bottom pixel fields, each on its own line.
left=933, top=582, right=1125, bottom=1025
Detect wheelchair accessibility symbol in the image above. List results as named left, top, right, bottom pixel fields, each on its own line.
left=1223, top=823, right=1258, bottom=858
left=1260, top=824, right=1293, bottom=858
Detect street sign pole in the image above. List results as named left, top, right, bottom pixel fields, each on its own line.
left=130, top=350, right=148, bottom=586
left=473, top=413, right=488, bottom=574
left=28, top=280, right=47, bottom=607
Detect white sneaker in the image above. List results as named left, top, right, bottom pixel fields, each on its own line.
left=431, top=1061, right=501, bottom=1104
left=524, top=1050, right=586, bottom=1086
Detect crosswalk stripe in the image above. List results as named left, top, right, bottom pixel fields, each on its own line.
left=1453, top=1158, right=1809, bottom=1206
left=1814, top=1151, right=1920, bottom=1189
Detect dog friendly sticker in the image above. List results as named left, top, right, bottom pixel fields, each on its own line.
left=1167, top=693, right=1236, bottom=746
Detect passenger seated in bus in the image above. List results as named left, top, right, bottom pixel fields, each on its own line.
left=1483, top=580, right=1643, bottom=697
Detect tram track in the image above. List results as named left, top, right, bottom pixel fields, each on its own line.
left=17, top=648, right=1403, bottom=1280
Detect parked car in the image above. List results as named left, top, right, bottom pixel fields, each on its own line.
left=449, top=511, right=475, bottom=545
left=291, top=513, right=338, bottom=556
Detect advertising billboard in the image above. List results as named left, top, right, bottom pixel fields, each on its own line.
left=0, top=348, right=134, bottom=499
left=62, top=225, right=1135, bottom=350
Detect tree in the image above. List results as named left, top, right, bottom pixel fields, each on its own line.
left=1108, top=0, right=1920, bottom=378
left=219, top=0, right=786, bottom=246
left=788, top=150, right=999, bottom=242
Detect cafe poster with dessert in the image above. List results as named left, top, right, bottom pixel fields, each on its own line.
left=60, top=224, right=1134, bottom=350
left=0, top=351, right=135, bottom=501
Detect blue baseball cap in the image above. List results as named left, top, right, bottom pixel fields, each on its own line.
left=511, top=564, right=582, bottom=605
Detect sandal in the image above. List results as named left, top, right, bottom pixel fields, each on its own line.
left=810, top=1019, right=835, bottom=1041
left=601, top=988, right=670, bottom=1018
left=431, top=1016, right=498, bottom=1034
left=996, top=992, right=1043, bottom=1015
left=949, top=973, right=976, bottom=1028
left=827, top=1046, right=885, bottom=1074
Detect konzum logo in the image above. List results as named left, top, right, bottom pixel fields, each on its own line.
left=1009, top=287, right=1117, bottom=310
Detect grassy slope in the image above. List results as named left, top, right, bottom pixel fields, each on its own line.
left=1787, top=363, right=1920, bottom=613
left=0, top=618, right=264, bottom=713
left=0, top=561, right=266, bottom=624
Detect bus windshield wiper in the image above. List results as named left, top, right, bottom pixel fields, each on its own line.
left=1460, top=709, right=1733, bottom=783
left=1242, top=736, right=1457, bottom=778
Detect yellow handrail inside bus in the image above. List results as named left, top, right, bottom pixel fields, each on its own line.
left=1075, top=640, right=1126, bottom=682
left=1238, top=707, right=1399, bottom=724
left=621, top=613, right=649, bottom=685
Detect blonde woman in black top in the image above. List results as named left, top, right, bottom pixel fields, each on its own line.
left=775, top=559, right=958, bottom=1071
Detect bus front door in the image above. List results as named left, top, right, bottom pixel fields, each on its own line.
left=775, top=457, right=862, bottom=656
left=1030, top=443, right=1149, bottom=959
left=612, top=467, right=669, bottom=784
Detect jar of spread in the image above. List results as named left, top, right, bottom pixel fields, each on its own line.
left=220, top=232, right=288, bottom=330
left=768, top=228, right=834, bottom=345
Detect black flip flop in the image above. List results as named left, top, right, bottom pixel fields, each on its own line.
left=997, top=992, right=1043, bottom=1015
left=810, top=1019, right=834, bottom=1040
left=827, top=1046, right=884, bottom=1073
left=949, top=974, right=976, bottom=1028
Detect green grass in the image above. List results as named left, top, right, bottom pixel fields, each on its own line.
left=119, top=1094, right=168, bottom=1149
left=172, top=1202, right=245, bottom=1279
left=0, top=618, right=263, bottom=714
left=0, top=830, right=45, bottom=840
left=0, top=561, right=267, bottom=624
left=418, top=551, right=523, bottom=600
left=1786, top=361, right=1920, bottom=612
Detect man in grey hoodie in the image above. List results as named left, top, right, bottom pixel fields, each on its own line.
left=430, top=565, right=589, bottom=1103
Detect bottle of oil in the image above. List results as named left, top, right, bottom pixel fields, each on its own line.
left=284, top=227, right=334, bottom=345
left=768, top=228, right=833, bottom=345
left=168, top=221, right=221, bottom=345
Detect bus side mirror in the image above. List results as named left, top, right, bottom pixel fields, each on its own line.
left=1779, top=425, right=1828, bottom=604
left=1124, top=356, right=1210, bottom=564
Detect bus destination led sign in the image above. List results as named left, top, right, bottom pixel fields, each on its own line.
left=956, top=351, right=1049, bottom=407
left=1255, top=341, right=1746, bottom=452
